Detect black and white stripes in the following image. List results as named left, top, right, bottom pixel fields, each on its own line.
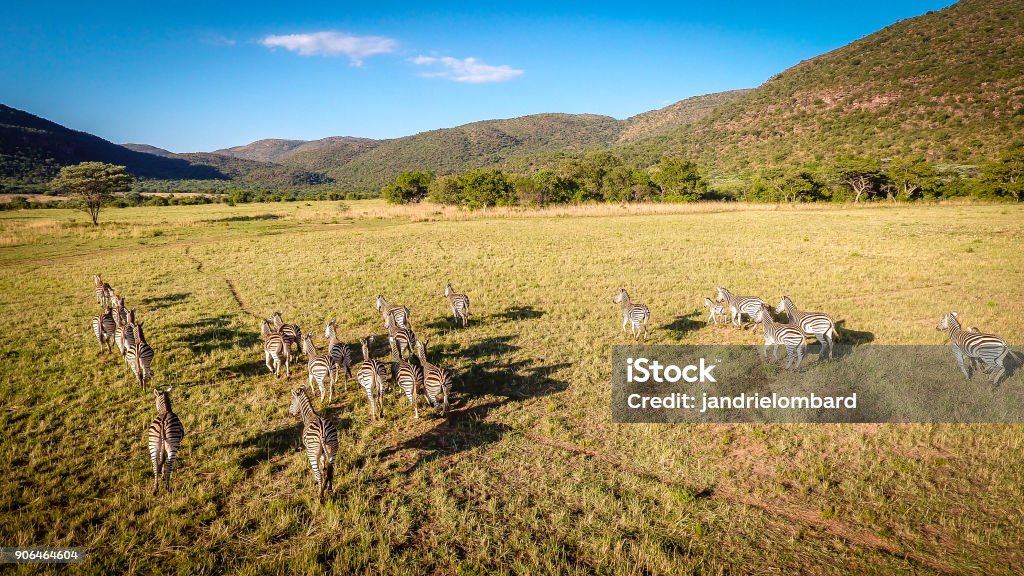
left=288, top=387, right=338, bottom=501
left=937, top=312, right=1018, bottom=385
left=613, top=288, right=650, bottom=340
left=148, top=388, right=185, bottom=495
left=444, top=281, right=471, bottom=327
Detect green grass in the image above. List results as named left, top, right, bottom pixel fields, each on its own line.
left=2, top=200, right=1023, bottom=574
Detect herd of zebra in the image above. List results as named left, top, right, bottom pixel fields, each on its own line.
left=614, top=286, right=1020, bottom=383
left=89, top=273, right=1018, bottom=499
left=90, top=275, right=471, bottom=500
left=92, top=274, right=183, bottom=496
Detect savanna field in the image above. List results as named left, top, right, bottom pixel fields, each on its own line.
left=1, top=200, right=1023, bottom=574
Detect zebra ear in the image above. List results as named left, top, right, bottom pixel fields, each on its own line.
left=951, top=311, right=958, bottom=318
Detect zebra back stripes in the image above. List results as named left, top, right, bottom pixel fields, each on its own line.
left=357, top=337, right=388, bottom=420
left=389, top=336, right=422, bottom=418
left=288, top=388, right=338, bottom=501
left=937, top=312, right=1016, bottom=385
left=376, top=295, right=411, bottom=331
left=613, top=288, right=650, bottom=340
left=261, top=319, right=290, bottom=378
left=126, top=322, right=155, bottom=388
left=148, top=388, right=185, bottom=495
left=387, top=324, right=417, bottom=360
left=444, top=282, right=471, bottom=327
left=271, top=311, right=302, bottom=353
left=752, top=307, right=807, bottom=368
left=92, top=307, right=116, bottom=353
left=775, top=296, right=838, bottom=357
left=324, top=320, right=353, bottom=390
left=716, top=287, right=767, bottom=328
left=302, top=334, right=338, bottom=404
left=415, top=339, right=451, bottom=416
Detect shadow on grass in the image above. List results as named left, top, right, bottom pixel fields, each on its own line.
left=139, top=292, right=190, bottom=309
left=217, top=358, right=273, bottom=379
left=203, top=214, right=281, bottom=223
left=660, top=310, right=703, bottom=338
left=832, top=321, right=875, bottom=359
left=486, top=305, right=544, bottom=322
left=176, top=315, right=261, bottom=355
left=231, top=422, right=301, bottom=471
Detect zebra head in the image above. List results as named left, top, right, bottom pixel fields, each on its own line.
left=775, top=296, right=793, bottom=315
left=444, top=282, right=453, bottom=297
left=702, top=296, right=715, bottom=308
left=302, top=333, right=316, bottom=356
left=937, top=312, right=960, bottom=332
left=752, top=306, right=771, bottom=324
left=287, top=387, right=310, bottom=418
left=260, top=319, right=274, bottom=338
left=133, top=321, right=146, bottom=343
left=126, top=307, right=137, bottom=325
left=271, top=311, right=284, bottom=328
left=612, top=288, right=628, bottom=305
left=360, top=336, right=374, bottom=360
left=324, top=319, right=336, bottom=340
left=415, top=339, right=429, bottom=363
left=375, top=295, right=387, bottom=312
left=715, top=287, right=729, bottom=303
left=154, top=387, right=172, bottom=414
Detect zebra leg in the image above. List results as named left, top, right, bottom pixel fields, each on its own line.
left=953, top=349, right=970, bottom=380
left=149, top=436, right=163, bottom=495
left=306, top=448, right=322, bottom=493
left=622, top=315, right=629, bottom=334
left=164, top=445, right=177, bottom=493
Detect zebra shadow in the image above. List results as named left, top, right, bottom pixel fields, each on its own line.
left=660, top=310, right=704, bottom=338
left=830, top=321, right=875, bottom=360
left=139, top=292, right=190, bottom=310
left=231, top=422, right=302, bottom=473
left=486, top=305, right=544, bottom=322
left=176, top=315, right=261, bottom=355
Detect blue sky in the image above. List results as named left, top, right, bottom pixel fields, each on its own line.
left=1, top=1, right=954, bottom=152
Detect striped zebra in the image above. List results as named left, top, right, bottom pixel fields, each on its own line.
left=612, top=288, right=650, bottom=340
left=389, top=336, right=422, bottom=418
left=775, top=296, right=839, bottom=358
left=261, top=319, right=290, bottom=378
left=148, top=388, right=185, bottom=495
left=937, top=312, right=1020, bottom=385
left=112, top=298, right=127, bottom=329
left=444, top=281, right=471, bottom=327
left=91, top=307, right=116, bottom=353
left=715, top=287, right=767, bottom=329
left=302, top=334, right=338, bottom=404
left=115, top=321, right=136, bottom=369
left=752, top=307, right=807, bottom=369
left=357, top=337, right=389, bottom=420
left=415, top=339, right=452, bottom=416
left=94, top=274, right=113, bottom=307
left=387, top=323, right=417, bottom=360
left=125, top=322, right=155, bottom=388
left=375, top=295, right=411, bottom=332
left=271, top=311, right=302, bottom=355
left=323, top=320, right=353, bottom=391
left=703, top=297, right=727, bottom=325
left=287, top=387, right=338, bottom=502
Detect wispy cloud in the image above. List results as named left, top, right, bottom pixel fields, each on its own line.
left=411, top=55, right=524, bottom=83
left=260, top=31, right=397, bottom=65
left=200, top=33, right=236, bottom=47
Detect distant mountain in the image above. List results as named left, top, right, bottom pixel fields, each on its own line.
left=616, top=0, right=1024, bottom=172
left=617, top=90, right=751, bottom=143
left=121, top=143, right=173, bottom=157
left=214, top=136, right=379, bottom=164
left=169, top=152, right=332, bottom=186
left=0, top=105, right=225, bottom=187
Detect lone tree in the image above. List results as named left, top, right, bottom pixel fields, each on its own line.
left=830, top=157, right=882, bottom=203
left=51, top=162, right=132, bottom=225
left=381, top=171, right=433, bottom=204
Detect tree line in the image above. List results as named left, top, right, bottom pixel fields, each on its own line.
left=381, top=144, right=1024, bottom=207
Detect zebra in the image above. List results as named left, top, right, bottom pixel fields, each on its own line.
left=415, top=339, right=452, bottom=416
left=752, top=307, right=807, bottom=369
left=375, top=295, right=411, bottom=332
left=389, top=336, right=422, bottom=418
left=387, top=323, right=418, bottom=361
left=936, top=312, right=1020, bottom=385
left=323, top=320, right=353, bottom=390
left=775, top=296, right=839, bottom=358
left=703, top=297, right=727, bottom=325
left=112, top=297, right=128, bottom=329
left=271, top=311, right=302, bottom=356
left=91, top=307, right=116, bottom=353
left=444, top=281, right=471, bottom=327
left=715, top=287, right=767, bottom=329
left=94, top=274, right=113, bottom=307
left=357, top=337, right=389, bottom=420
left=115, top=321, right=136, bottom=369
left=148, top=388, right=185, bottom=495
left=287, top=387, right=338, bottom=502
left=302, top=334, right=338, bottom=404
left=612, top=288, right=650, bottom=340
left=261, top=319, right=290, bottom=378
left=125, top=322, right=155, bottom=388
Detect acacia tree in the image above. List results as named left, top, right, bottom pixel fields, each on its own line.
left=381, top=171, right=433, bottom=204
left=830, top=157, right=882, bottom=203
left=650, top=156, right=708, bottom=202
left=981, top=144, right=1024, bottom=201
left=884, top=157, right=936, bottom=201
left=51, top=162, right=132, bottom=225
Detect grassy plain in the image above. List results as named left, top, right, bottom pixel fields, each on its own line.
left=1, top=200, right=1023, bottom=574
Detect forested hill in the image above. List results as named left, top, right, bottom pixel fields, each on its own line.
left=616, top=0, right=1024, bottom=172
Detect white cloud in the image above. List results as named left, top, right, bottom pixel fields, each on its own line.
left=261, top=31, right=397, bottom=65
left=411, top=55, right=524, bottom=83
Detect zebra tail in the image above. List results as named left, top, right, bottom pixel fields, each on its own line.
left=830, top=326, right=839, bottom=342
